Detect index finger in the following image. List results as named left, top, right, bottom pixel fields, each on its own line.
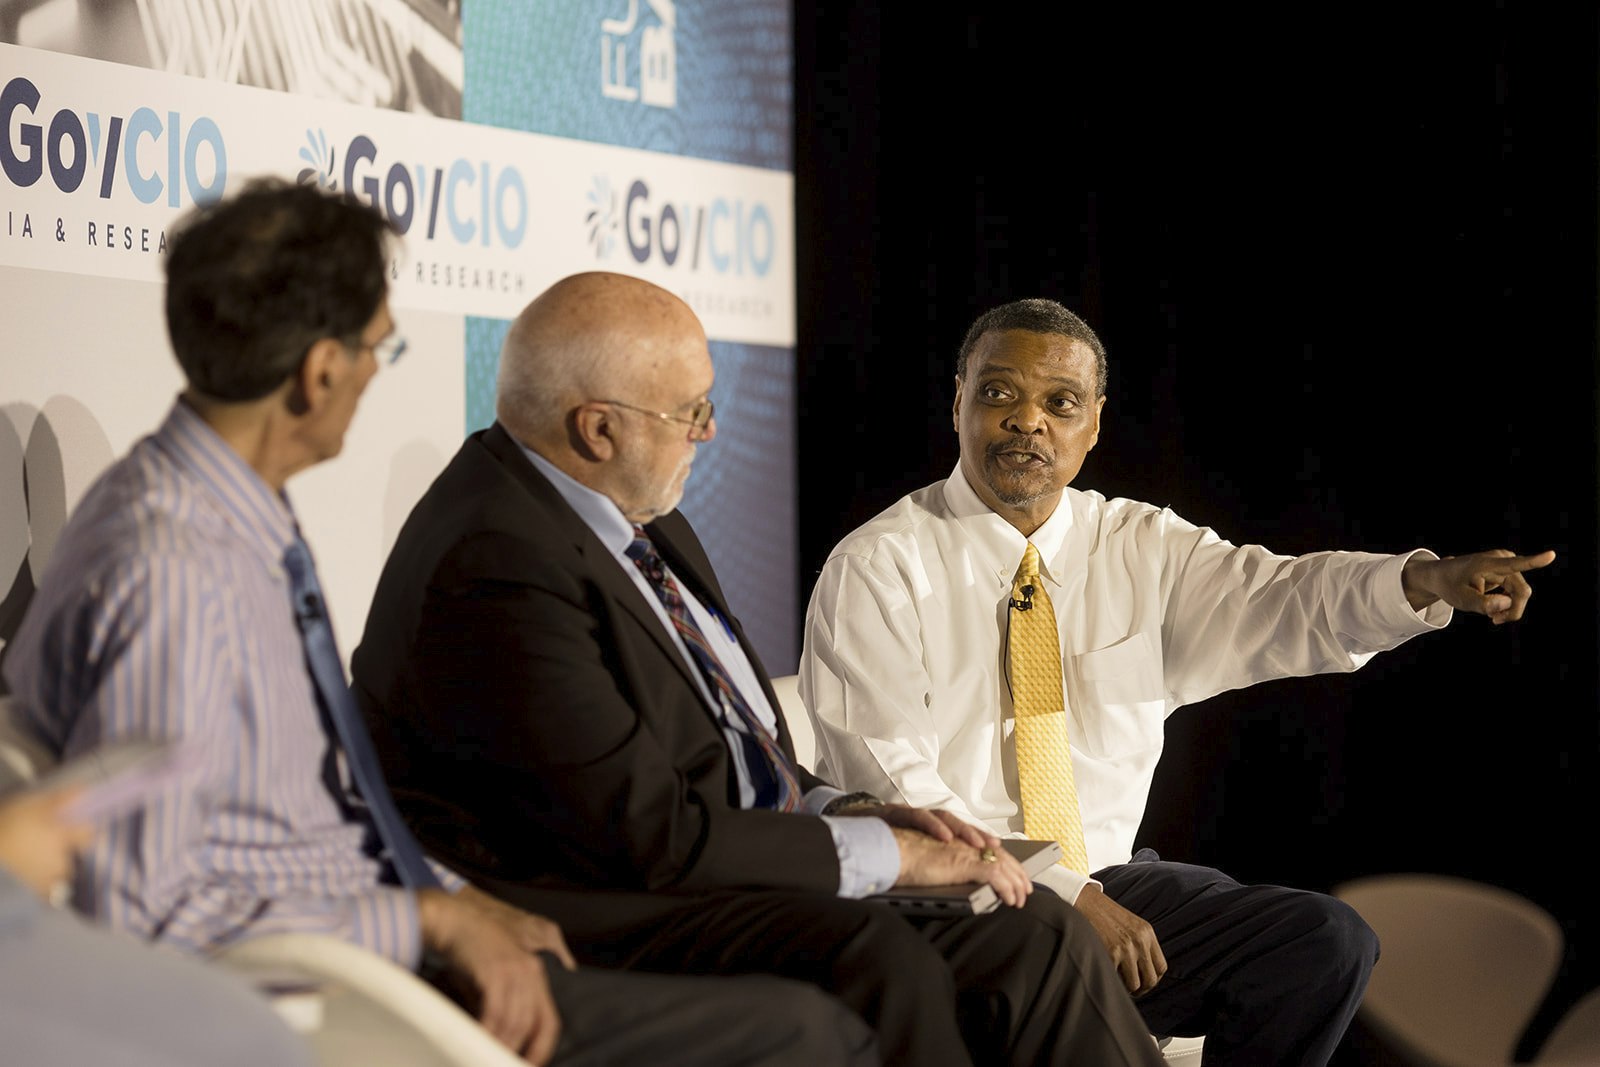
left=976, top=846, right=1029, bottom=902
left=898, top=807, right=955, bottom=842
left=937, top=813, right=996, bottom=850
left=1501, top=550, right=1556, bottom=573
left=537, top=926, right=577, bottom=972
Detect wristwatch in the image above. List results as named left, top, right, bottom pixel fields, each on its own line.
left=820, top=791, right=881, bottom=815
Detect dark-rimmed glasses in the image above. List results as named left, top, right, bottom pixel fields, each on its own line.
left=356, top=333, right=408, bottom=365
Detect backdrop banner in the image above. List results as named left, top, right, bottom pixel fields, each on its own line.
left=1, top=1, right=799, bottom=675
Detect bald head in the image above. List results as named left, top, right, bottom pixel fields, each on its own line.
left=496, top=272, right=716, bottom=520
left=496, top=272, right=707, bottom=448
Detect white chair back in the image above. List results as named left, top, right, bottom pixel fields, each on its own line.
left=1336, top=873, right=1564, bottom=1067
left=768, top=673, right=815, bottom=768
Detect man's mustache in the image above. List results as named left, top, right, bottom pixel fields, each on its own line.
left=987, top=437, right=1054, bottom=463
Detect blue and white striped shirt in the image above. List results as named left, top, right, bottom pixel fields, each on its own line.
left=5, top=400, right=444, bottom=965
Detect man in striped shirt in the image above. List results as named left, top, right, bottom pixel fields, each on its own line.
left=3, top=179, right=876, bottom=1066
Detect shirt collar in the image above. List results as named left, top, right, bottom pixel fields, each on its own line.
left=154, top=398, right=299, bottom=560
left=517, top=441, right=636, bottom=558
left=942, top=463, right=1075, bottom=587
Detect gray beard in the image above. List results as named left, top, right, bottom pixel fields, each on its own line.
left=991, top=484, right=1053, bottom=508
left=985, top=461, right=1055, bottom=509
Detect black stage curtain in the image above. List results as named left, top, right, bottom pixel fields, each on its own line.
left=793, top=5, right=1599, bottom=1057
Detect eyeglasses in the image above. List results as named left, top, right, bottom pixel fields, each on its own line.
left=357, top=333, right=408, bottom=365
left=600, top=397, right=715, bottom=439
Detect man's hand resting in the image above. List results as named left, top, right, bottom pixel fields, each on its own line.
left=834, top=801, right=1032, bottom=907
left=1074, top=883, right=1167, bottom=996
left=417, top=887, right=573, bottom=1064
left=889, top=827, right=1032, bottom=908
left=838, top=801, right=999, bottom=851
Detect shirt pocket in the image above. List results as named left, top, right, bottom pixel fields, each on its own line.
left=1069, top=629, right=1167, bottom=758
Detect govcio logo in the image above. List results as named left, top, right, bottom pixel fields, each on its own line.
left=587, top=176, right=774, bottom=277
left=1, top=76, right=227, bottom=206
left=296, top=128, right=528, bottom=250
left=585, top=176, right=620, bottom=258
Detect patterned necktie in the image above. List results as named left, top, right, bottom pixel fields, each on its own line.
left=626, top=526, right=800, bottom=812
left=1007, top=542, right=1091, bottom=875
left=283, top=534, right=441, bottom=889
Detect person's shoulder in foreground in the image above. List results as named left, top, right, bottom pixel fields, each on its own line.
left=0, top=782, right=316, bottom=1067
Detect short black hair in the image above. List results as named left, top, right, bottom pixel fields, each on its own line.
left=956, top=298, right=1108, bottom=398
left=164, top=178, right=394, bottom=401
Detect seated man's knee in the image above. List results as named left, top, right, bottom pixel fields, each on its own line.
left=1264, top=891, right=1379, bottom=987
left=1321, top=895, right=1380, bottom=974
left=840, top=905, right=955, bottom=987
left=774, top=982, right=880, bottom=1067
left=1016, top=886, right=1104, bottom=946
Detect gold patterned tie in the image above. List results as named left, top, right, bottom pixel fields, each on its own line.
left=1008, top=542, right=1091, bottom=875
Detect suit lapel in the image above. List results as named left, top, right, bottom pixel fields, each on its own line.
left=479, top=425, right=704, bottom=699
left=477, top=425, right=800, bottom=769
left=648, top=515, right=798, bottom=763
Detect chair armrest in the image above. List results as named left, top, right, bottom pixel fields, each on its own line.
left=0, top=695, right=56, bottom=794
left=213, top=933, right=526, bottom=1067
left=1158, top=1035, right=1206, bottom=1063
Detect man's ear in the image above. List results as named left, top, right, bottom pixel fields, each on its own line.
left=1088, top=394, right=1107, bottom=450
left=293, top=338, right=346, bottom=415
left=569, top=402, right=618, bottom=461
left=951, top=375, right=964, bottom=433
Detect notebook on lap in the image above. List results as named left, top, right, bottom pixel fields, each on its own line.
left=867, top=838, right=1062, bottom=916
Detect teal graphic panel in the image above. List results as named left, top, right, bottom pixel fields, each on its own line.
left=463, top=1, right=791, bottom=170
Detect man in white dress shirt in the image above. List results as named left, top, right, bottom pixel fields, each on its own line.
left=798, top=296, right=1555, bottom=1066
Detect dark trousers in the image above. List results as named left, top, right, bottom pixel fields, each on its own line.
left=1097, top=850, right=1380, bottom=1067
left=423, top=945, right=877, bottom=1066
left=490, top=880, right=1163, bottom=1067
left=544, top=962, right=879, bottom=1067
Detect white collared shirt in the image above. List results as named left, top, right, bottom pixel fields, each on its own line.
left=800, top=465, right=1449, bottom=902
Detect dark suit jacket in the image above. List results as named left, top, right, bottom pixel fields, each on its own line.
left=352, top=423, right=841, bottom=908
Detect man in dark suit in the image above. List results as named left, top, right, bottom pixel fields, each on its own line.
left=352, top=271, right=1164, bottom=1067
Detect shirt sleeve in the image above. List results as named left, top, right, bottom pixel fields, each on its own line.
left=796, top=788, right=900, bottom=897
left=427, top=857, right=468, bottom=893
left=55, top=554, right=424, bottom=966
left=1152, top=511, right=1453, bottom=707
left=801, top=550, right=999, bottom=830
left=1032, top=862, right=1100, bottom=905
left=805, top=550, right=1090, bottom=899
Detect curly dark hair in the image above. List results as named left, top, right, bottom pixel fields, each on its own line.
left=164, top=178, right=394, bottom=401
left=955, top=298, right=1107, bottom=398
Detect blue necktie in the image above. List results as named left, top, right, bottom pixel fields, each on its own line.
left=283, top=534, right=441, bottom=889
left=626, top=526, right=800, bottom=811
